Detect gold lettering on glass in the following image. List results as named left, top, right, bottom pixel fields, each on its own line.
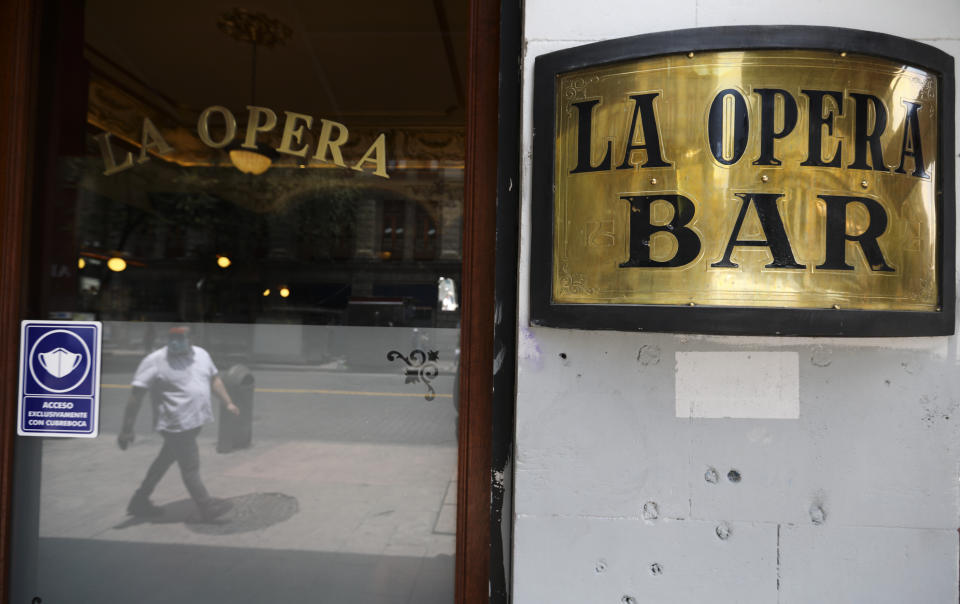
left=241, top=105, right=278, bottom=150
left=314, top=119, right=350, bottom=167
left=197, top=105, right=238, bottom=149
left=277, top=111, right=314, bottom=157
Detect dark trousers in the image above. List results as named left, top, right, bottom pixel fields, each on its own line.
left=133, top=427, right=210, bottom=506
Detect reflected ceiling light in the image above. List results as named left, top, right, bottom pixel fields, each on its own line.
left=229, top=148, right=272, bottom=175
left=262, top=288, right=271, bottom=297
left=107, top=257, right=127, bottom=272
left=219, top=9, right=291, bottom=176
left=279, top=286, right=290, bottom=298
left=216, top=255, right=232, bottom=268
left=78, top=258, right=86, bottom=270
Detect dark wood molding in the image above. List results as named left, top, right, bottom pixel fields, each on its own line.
left=457, top=0, right=500, bottom=601
left=433, top=0, right=467, bottom=110
left=0, top=0, right=39, bottom=595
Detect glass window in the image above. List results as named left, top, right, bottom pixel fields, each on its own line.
left=11, top=1, right=467, bottom=602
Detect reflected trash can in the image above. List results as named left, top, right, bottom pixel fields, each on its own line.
left=217, top=364, right=255, bottom=453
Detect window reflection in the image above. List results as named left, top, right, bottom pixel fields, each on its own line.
left=71, top=166, right=462, bottom=326
left=37, top=321, right=461, bottom=602
left=14, top=0, right=468, bottom=602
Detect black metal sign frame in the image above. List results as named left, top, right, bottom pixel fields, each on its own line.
left=530, top=25, right=956, bottom=336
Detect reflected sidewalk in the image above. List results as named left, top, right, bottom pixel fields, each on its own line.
left=33, top=362, right=460, bottom=603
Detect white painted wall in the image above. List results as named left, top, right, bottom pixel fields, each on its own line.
left=514, top=2, right=960, bottom=602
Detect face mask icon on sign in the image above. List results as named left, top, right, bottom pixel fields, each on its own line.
left=38, top=347, right=83, bottom=379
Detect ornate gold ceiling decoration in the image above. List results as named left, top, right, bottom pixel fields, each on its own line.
left=217, top=8, right=292, bottom=48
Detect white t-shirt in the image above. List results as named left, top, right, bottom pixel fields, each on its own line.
left=131, top=346, right=218, bottom=433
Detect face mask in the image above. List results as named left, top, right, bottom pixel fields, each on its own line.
left=167, top=336, right=191, bottom=356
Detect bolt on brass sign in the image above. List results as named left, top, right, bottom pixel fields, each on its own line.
left=531, top=27, right=955, bottom=336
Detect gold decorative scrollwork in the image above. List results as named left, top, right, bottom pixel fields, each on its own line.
left=557, top=261, right=596, bottom=297
left=563, top=76, right=599, bottom=101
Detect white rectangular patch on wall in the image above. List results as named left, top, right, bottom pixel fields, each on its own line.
left=675, top=351, right=799, bottom=419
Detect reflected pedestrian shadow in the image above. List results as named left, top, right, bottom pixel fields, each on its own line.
left=113, top=492, right=299, bottom=535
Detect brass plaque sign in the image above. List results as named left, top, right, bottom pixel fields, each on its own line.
left=531, top=27, right=955, bottom=336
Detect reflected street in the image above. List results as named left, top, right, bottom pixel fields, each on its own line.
left=36, top=364, right=458, bottom=604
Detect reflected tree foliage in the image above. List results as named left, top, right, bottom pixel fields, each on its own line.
left=73, top=154, right=367, bottom=322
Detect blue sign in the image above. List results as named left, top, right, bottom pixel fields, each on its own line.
left=18, top=321, right=101, bottom=437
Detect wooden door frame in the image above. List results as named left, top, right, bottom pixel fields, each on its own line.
left=457, top=0, right=502, bottom=601
left=0, top=0, right=40, bottom=594
left=0, top=0, right=511, bottom=601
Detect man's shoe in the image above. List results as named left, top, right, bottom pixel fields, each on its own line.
left=127, top=495, right=163, bottom=517
left=198, top=498, right=233, bottom=522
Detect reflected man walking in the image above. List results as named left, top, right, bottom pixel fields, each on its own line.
left=118, top=326, right=239, bottom=521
